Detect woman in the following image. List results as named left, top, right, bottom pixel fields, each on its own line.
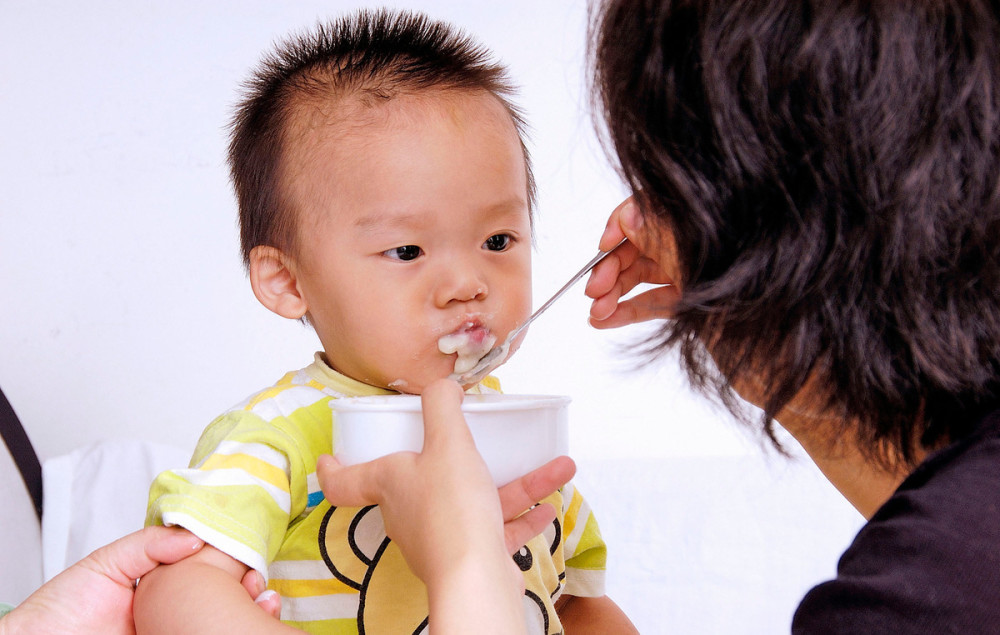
left=322, top=0, right=1000, bottom=632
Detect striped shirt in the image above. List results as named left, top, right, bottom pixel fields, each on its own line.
left=147, top=353, right=606, bottom=634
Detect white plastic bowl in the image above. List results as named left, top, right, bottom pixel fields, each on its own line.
left=330, top=394, right=570, bottom=486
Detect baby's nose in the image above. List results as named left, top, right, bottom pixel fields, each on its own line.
left=434, top=264, right=488, bottom=306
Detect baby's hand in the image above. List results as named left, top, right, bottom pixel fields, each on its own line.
left=586, top=196, right=681, bottom=328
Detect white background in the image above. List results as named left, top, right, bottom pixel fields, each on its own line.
left=1, top=2, right=864, bottom=632
left=1, top=0, right=754, bottom=463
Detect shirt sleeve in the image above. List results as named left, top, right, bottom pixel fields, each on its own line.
left=560, top=481, right=607, bottom=597
left=145, top=410, right=311, bottom=578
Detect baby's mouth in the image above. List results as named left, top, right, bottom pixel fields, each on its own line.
left=438, top=321, right=498, bottom=376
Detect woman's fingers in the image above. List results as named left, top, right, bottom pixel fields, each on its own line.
left=496, top=456, right=575, bottom=554
left=586, top=244, right=639, bottom=301
left=318, top=380, right=473, bottom=510
left=588, top=253, right=679, bottom=324
left=419, top=379, right=475, bottom=451
left=317, top=453, right=400, bottom=508
left=590, top=285, right=681, bottom=329
left=241, top=569, right=282, bottom=619
left=504, top=503, right=558, bottom=555
left=319, top=383, right=575, bottom=577
left=498, top=456, right=575, bottom=522
left=85, top=526, right=205, bottom=587
left=587, top=196, right=681, bottom=327
left=597, top=197, right=639, bottom=251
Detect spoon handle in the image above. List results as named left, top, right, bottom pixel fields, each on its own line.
left=508, top=237, right=628, bottom=342
left=450, top=237, right=628, bottom=384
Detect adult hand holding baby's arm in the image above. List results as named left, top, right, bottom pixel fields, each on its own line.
left=586, top=196, right=682, bottom=329
left=0, top=526, right=280, bottom=635
left=133, top=542, right=299, bottom=634
left=317, top=379, right=575, bottom=635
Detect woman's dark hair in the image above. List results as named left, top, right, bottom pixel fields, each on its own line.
left=229, top=9, right=534, bottom=268
left=591, top=0, right=1000, bottom=466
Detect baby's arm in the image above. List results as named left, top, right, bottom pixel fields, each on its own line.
left=555, top=595, right=638, bottom=633
left=134, top=544, right=299, bottom=635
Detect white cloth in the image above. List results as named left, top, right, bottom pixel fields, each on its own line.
left=41, top=439, right=187, bottom=580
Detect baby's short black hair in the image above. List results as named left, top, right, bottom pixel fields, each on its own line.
left=229, top=9, right=534, bottom=268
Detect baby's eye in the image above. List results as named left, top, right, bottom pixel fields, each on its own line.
left=483, top=233, right=512, bottom=252
left=383, top=245, right=423, bottom=261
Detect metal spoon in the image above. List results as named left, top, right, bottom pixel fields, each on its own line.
left=450, top=237, right=628, bottom=384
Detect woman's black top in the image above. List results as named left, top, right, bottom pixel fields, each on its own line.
left=793, top=408, right=1000, bottom=633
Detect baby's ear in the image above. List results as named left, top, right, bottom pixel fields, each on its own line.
left=249, top=246, right=308, bottom=319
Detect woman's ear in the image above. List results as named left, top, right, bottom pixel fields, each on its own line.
left=249, top=246, right=308, bottom=319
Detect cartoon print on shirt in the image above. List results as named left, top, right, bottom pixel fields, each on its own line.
left=318, top=496, right=565, bottom=634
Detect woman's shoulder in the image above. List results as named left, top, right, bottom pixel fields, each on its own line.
left=792, top=407, right=1000, bottom=633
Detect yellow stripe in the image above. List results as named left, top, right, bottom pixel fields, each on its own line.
left=200, top=454, right=289, bottom=493
left=269, top=576, right=357, bottom=597
left=305, top=378, right=328, bottom=392
left=562, top=487, right=583, bottom=540
left=566, top=514, right=607, bottom=570
left=246, top=383, right=297, bottom=410
left=283, top=618, right=358, bottom=634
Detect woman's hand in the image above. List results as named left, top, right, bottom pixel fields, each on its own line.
left=494, top=455, right=575, bottom=555
left=586, top=196, right=682, bottom=329
left=0, top=526, right=280, bottom=635
left=317, top=379, right=575, bottom=633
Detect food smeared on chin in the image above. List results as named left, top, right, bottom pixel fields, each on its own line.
left=438, top=322, right=497, bottom=375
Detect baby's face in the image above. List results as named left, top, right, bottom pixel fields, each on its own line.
left=284, top=91, right=532, bottom=393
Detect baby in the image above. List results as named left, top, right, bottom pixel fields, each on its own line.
left=135, top=10, right=625, bottom=634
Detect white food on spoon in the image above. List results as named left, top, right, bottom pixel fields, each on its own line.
left=457, top=338, right=510, bottom=384
left=438, top=324, right=497, bottom=376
